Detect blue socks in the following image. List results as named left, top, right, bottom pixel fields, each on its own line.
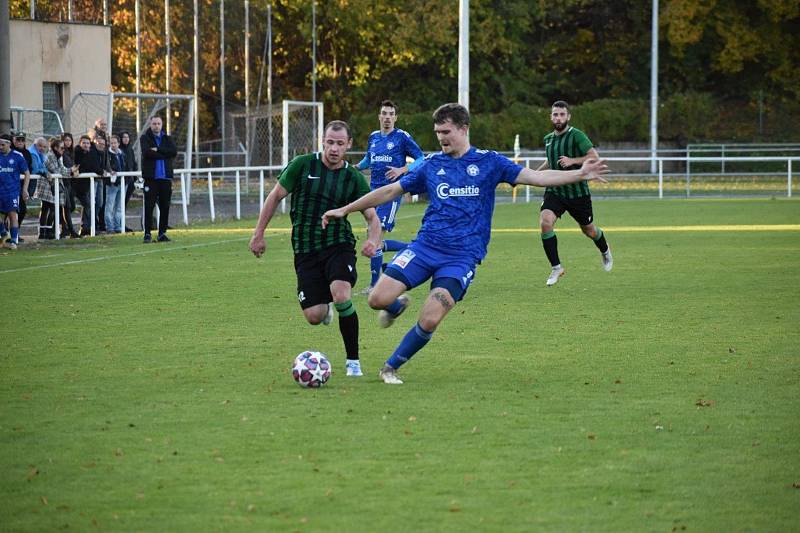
left=383, top=239, right=407, bottom=252
left=370, top=249, right=384, bottom=287
left=10, top=227, right=19, bottom=243
left=386, top=323, right=433, bottom=369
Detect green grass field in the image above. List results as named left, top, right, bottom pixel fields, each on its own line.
left=2, top=198, right=799, bottom=531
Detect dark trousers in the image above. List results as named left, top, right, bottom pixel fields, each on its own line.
left=144, top=178, right=172, bottom=236
left=72, top=182, right=92, bottom=234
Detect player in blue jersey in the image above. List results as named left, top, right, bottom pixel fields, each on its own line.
left=355, top=100, right=425, bottom=294
left=323, top=103, right=609, bottom=384
left=0, top=134, right=31, bottom=249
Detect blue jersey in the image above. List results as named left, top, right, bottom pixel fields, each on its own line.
left=365, top=128, right=424, bottom=189
left=0, top=151, right=28, bottom=197
left=399, top=147, right=523, bottom=262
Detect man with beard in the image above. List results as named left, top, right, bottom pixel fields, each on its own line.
left=536, top=100, right=612, bottom=286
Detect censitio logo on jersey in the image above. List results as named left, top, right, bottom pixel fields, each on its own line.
left=466, top=164, right=480, bottom=177
left=370, top=154, right=393, bottom=163
left=436, top=183, right=480, bottom=199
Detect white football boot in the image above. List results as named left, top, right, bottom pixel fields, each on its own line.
left=601, top=248, right=613, bottom=272
left=378, top=365, right=403, bottom=385
left=345, top=359, right=363, bottom=377
left=378, top=294, right=410, bottom=328
left=546, top=265, right=565, bottom=286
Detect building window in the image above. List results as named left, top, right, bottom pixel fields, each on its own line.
left=42, top=82, right=67, bottom=135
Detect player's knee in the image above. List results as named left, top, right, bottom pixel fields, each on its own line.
left=367, top=291, right=388, bottom=310
left=581, top=225, right=596, bottom=238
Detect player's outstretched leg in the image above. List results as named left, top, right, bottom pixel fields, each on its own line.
left=378, top=294, right=410, bottom=328
left=379, top=322, right=434, bottom=385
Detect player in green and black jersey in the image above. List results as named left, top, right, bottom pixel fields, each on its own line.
left=250, top=120, right=382, bottom=377
left=536, top=100, right=613, bottom=286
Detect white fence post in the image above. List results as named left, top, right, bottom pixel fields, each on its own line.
left=259, top=169, right=265, bottom=207
left=180, top=171, right=189, bottom=225
left=658, top=159, right=663, bottom=199
left=54, top=176, right=61, bottom=239
left=89, top=176, right=96, bottom=236
left=235, top=169, right=241, bottom=220
left=207, top=171, right=216, bottom=221
left=789, top=159, right=793, bottom=198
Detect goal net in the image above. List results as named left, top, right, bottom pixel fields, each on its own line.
left=66, top=91, right=195, bottom=168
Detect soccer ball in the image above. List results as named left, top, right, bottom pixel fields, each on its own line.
left=292, top=351, right=331, bottom=388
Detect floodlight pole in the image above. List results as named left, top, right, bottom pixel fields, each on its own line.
left=135, top=0, right=141, bottom=134
left=245, top=0, right=251, bottom=171
left=0, top=0, right=11, bottom=135
left=220, top=0, right=226, bottom=168
left=458, top=0, right=469, bottom=110
left=165, top=0, right=172, bottom=132
left=311, top=0, right=317, bottom=143
left=650, top=0, right=659, bottom=174
left=193, top=0, right=199, bottom=170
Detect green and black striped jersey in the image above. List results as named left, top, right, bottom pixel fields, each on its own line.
left=543, top=126, right=594, bottom=199
left=278, top=152, right=371, bottom=254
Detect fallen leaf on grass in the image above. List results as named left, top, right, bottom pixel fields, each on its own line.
left=40, top=496, right=48, bottom=506
left=695, top=398, right=715, bottom=408
left=26, top=467, right=39, bottom=481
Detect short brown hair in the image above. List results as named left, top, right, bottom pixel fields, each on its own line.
left=432, top=103, right=470, bottom=128
left=324, top=120, right=352, bottom=140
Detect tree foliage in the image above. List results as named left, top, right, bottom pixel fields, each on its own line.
left=9, top=0, right=800, bottom=143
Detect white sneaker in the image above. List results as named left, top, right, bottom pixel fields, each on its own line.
left=378, top=365, right=403, bottom=384
left=345, top=359, right=363, bottom=377
left=378, top=294, right=410, bottom=328
left=321, top=303, right=334, bottom=326
left=7, top=242, right=17, bottom=250
left=601, top=248, right=613, bottom=272
left=357, top=285, right=374, bottom=296
left=546, top=265, right=565, bottom=286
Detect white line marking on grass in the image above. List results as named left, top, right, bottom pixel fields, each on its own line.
left=1, top=236, right=254, bottom=274
left=492, top=224, right=800, bottom=233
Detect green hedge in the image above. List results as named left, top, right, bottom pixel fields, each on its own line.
left=348, top=94, right=800, bottom=151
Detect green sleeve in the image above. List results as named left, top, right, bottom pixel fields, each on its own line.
left=277, top=156, right=306, bottom=192
left=575, top=130, right=594, bottom=155
left=349, top=168, right=371, bottom=202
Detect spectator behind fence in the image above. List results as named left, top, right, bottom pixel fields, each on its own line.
left=92, top=136, right=114, bottom=233
left=119, top=131, right=139, bottom=232
left=72, top=135, right=102, bottom=235
left=139, top=116, right=177, bottom=243
left=89, top=117, right=108, bottom=143
left=28, top=138, right=52, bottom=239
left=60, top=133, right=77, bottom=227
left=105, top=135, right=125, bottom=234
left=12, top=133, right=32, bottom=239
left=41, top=137, right=80, bottom=239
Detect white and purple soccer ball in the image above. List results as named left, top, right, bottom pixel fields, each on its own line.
left=292, top=351, right=331, bottom=388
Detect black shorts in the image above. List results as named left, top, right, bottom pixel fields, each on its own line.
left=294, top=242, right=358, bottom=309
left=540, top=192, right=594, bottom=226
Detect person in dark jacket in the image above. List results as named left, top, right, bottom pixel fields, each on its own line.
left=119, top=131, right=139, bottom=232
left=139, top=116, right=177, bottom=243
left=72, top=135, right=105, bottom=235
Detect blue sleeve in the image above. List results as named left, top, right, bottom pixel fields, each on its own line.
left=407, top=156, right=425, bottom=173
left=356, top=154, right=369, bottom=170
left=399, top=161, right=428, bottom=195
left=16, top=153, right=29, bottom=172
left=495, top=153, right=524, bottom=186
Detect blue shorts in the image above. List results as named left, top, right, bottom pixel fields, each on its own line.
left=384, top=241, right=476, bottom=301
left=375, top=197, right=402, bottom=232
left=0, top=194, right=19, bottom=214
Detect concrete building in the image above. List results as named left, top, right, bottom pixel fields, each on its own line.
left=10, top=19, right=110, bottom=135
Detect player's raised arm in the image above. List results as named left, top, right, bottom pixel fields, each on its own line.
left=321, top=181, right=404, bottom=229
left=515, top=158, right=609, bottom=188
